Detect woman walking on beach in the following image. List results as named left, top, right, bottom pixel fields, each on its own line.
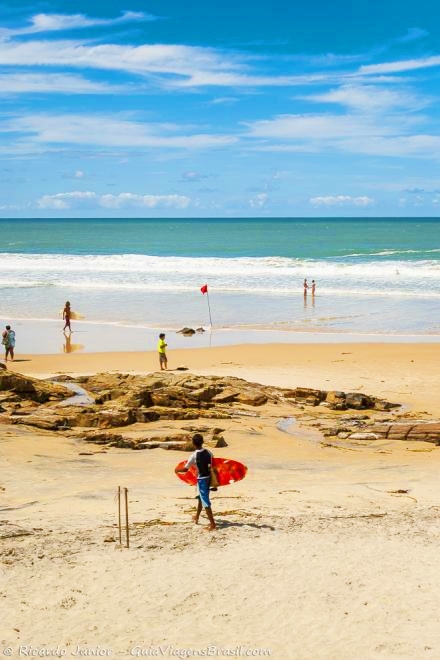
left=2, top=325, right=15, bottom=362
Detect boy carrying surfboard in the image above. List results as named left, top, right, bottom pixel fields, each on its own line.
left=176, top=433, right=216, bottom=531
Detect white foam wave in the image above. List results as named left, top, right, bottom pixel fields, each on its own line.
left=0, top=253, right=439, bottom=297
left=341, top=248, right=440, bottom=257
left=0, top=252, right=439, bottom=274
left=0, top=281, right=439, bottom=299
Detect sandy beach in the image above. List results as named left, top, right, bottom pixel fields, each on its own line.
left=3, top=0, right=440, bottom=654
left=2, top=342, right=440, bottom=659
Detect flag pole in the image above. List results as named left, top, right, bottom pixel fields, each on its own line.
left=200, top=284, right=213, bottom=328
left=206, top=290, right=213, bottom=328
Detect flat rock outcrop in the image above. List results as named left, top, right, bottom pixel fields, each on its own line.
left=319, top=416, right=440, bottom=446
left=2, top=367, right=439, bottom=450
left=79, top=425, right=228, bottom=450
left=369, top=422, right=440, bottom=444
left=0, top=370, right=70, bottom=403
left=283, top=387, right=398, bottom=411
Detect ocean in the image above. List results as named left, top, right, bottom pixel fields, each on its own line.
left=0, top=217, right=439, bottom=343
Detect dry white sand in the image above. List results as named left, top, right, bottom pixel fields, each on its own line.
left=2, top=343, right=440, bottom=659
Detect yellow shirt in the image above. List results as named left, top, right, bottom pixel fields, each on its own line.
left=158, top=338, right=167, bottom=354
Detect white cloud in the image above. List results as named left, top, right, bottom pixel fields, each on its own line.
left=310, top=195, right=374, bottom=206
left=245, top=112, right=412, bottom=140
left=0, top=11, right=153, bottom=37
left=0, top=39, right=222, bottom=78
left=181, top=171, right=205, bottom=182
left=0, top=73, right=122, bottom=95
left=253, top=132, right=440, bottom=158
left=74, top=170, right=84, bottom=178
left=339, top=134, right=440, bottom=157
left=37, top=191, right=97, bottom=209
left=37, top=191, right=191, bottom=210
left=0, top=203, right=25, bottom=210
left=249, top=193, right=268, bottom=208
left=7, top=13, right=427, bottom=92
left=0, top=35, right=330, bottom=89
left=99, top=193, right=190, bottom=209
left=0, top=12, right=438, bottom=96
left=8, top=107, right=434, bottom=159
left=244, top=106, right=440, bottom=158
left=359, top=55, right=440, bottom=76
left=2, top=113, right=237, bottom=150
left=303, top=84, right=424, bottom=113
left=208, top=97, right=239, bottom=105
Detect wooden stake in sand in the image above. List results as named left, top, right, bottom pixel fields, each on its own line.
left=124, top=487, right=130, bottom=549
left=117, top=486, right=122, bottom=545
left=117, top=486, right=129, bottom=548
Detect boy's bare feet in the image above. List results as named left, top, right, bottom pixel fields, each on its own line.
left=205, top=523, right=216, bottom=532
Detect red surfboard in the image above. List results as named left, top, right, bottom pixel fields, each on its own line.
left=175, top=457, right=247, bottom=487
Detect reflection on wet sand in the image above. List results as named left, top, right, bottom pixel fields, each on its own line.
left=303, top=294, right=316, bottom=309
left=63, top=332, right=84, bottom=354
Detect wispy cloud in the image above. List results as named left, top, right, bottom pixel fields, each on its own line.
left=0, top=73, right=123, bottom=95
left=246, top=112, right=403, bottom=140
left=249, top=193, right=268, bottom=208
left=37, top=191, right=191, bottom=210
left=396, top=27, right=429, bottom=44
left=180, top=171, right=206, bottom=182
left=62, top=169, right=85, bottom=180
left=208, top=97, right=239, bottom=105
left=0, top=202, right=26, bottom=210
left=0, top=11, right=154, bottom=37
left=244, top=98, right=440, bottom=158
left=5, top=12, right=434, bottom=93
left=310, top=195, right=374, bottom=206
left=100, top=193, right=191, bottom=209
left=302, top=84, right=425, bottom=113
left=0, top=32, right=333, bottom=89
left=359, top=55, right=440, bottom=76
left=1, top=113, right=237, bottom=150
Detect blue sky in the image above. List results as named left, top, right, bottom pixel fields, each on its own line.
left=1, top=0, right=440, bottom=218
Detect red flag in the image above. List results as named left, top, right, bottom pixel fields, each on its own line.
left=200, top=284, right=208, bottom=294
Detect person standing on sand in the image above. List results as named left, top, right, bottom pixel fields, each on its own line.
left=311, top=280, right=316, bottom=296
left=303, top=278, right=308, bottom=296
left=157, top=333, right=168, bottom=370
left=63, top=301, right=71, bottom=332
left=2, top=325, right=15, bottom=362
left=176, top=433, right=216, bottom=531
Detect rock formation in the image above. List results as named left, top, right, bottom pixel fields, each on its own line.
left=1, top=367, right=439, bottom=449
left=176, top=327, right=196, bottom=336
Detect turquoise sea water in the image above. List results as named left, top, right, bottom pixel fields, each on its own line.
left=0, top=217, right=439, bottom=340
